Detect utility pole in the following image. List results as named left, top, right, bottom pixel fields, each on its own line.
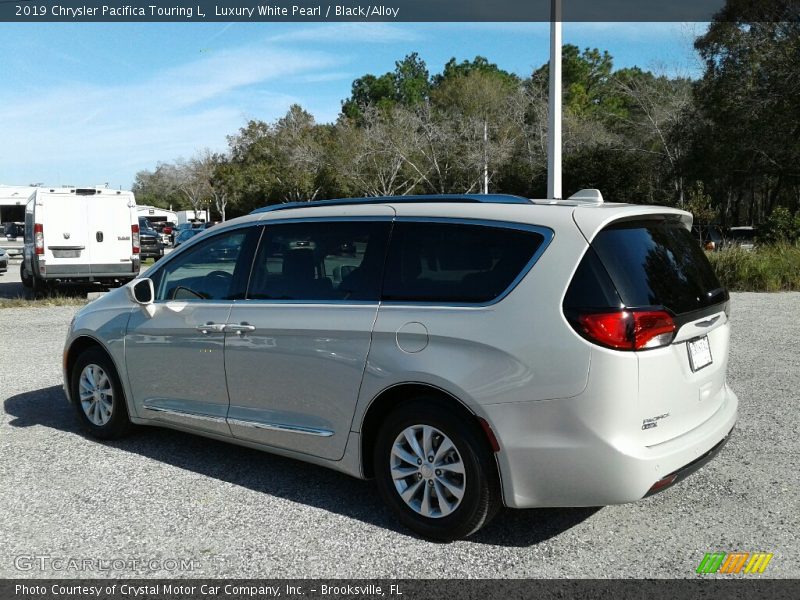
left=547, top=0, right=562, bottom=199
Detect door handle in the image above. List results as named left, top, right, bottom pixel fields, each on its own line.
left=195, top=322, right=226, bottom=334
left=225, top=323, right=256, bottom=335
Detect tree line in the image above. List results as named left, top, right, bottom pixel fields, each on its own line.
left=133, top=7, right=800, bottom=232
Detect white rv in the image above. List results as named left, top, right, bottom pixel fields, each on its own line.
left=21, top=187, right=140, bottom=293
left=1, top=185, right=37, bottom=258
left=176, top=209, right=208, bottom=225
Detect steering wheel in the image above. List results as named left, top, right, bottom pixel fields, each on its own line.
left=206, top=270, right=233, bottom=282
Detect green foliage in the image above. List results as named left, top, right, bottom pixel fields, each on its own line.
left=708, top=243, right=800, bottom=291
left=686, top=182, right=718, bottom=227
left=532, top=45, right=624, bottom=119
left=432, top=56, right=518, bottom=87
left=686, top=6, right=800, bottom=224
left=758, top=206, right=800, bottom=244
left=342, top=52, right=430, bottom=121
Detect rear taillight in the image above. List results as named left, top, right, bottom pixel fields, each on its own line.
left=34, top=223, right=44, bottom=255
left=131, top=224, right=140, bottom=254
left=577, top=310, right=676, bottom=351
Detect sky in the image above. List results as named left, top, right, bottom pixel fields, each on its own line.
left=0, top=22, right=706, bottom=189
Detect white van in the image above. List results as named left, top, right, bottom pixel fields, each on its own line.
left=22, top=187, right=140, bottom=294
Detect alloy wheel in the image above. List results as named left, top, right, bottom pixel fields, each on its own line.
left=389, top=424, right=466, bottom=518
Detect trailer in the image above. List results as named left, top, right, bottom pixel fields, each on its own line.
left=176, top=209, right=208, bottom=225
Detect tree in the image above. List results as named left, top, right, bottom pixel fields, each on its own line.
left=342, top=53, right=431, bottom=121
left=332, top=105, right=422, bottom=197
left=168, top=158, right=209, bottom=219
left=132, top=163, right=185, bottom=209
left=431, top=59, right=520, bottom=193
left=684, top=1, right=800, bottom=225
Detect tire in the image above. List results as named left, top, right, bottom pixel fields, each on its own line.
left=373, top=399, right=501, bottom=541
left=31, top=274, right=51, bottom=299
left=70, top=347, right=133, bottom=440
left=20, top=262, right=33, bottom=289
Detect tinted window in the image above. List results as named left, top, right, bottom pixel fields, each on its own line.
left=591, top=220, right=726, bottom=314
left=563, top=247, right=622, bottom=310
left=382, top=222, right=545, bottom=303
left=247, top=221, right=390, bottom=301
left=151, top=229, right=254, bottom=301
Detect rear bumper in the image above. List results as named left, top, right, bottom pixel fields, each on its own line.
left=484, top=383, right=738, bottom=508
left=38, top=261, right=139, bottom=280
left=643, top=428, right=732, bottom=497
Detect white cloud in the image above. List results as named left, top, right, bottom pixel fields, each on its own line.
left=0, top=45, right=340, bottom=188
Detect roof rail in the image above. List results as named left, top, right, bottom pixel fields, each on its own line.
left=250, top=194, right=532, bottom=214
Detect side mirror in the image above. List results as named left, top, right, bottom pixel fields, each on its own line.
left=130, top=278, right=154, bottom=305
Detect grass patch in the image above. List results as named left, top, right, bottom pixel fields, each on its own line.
left=0, top=295, right=89, bottom=309
left=708, top=243, right=800, bottom=291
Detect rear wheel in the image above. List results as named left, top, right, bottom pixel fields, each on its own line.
left=70, top=347, right=132, bottom=439
left=373, top=399, right=501, bottom=541
left=31, top=274, right=52, bottom=298
left=20, top=262, right=33, bottom=288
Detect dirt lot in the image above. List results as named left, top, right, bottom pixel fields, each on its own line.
left=0, top=293, right=797, bottom=578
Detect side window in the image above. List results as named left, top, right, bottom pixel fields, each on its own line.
left=247, top=220, right=391, bottom=301
left=151, top=229, right=254, bottom=301
left=382, top=221, right=546, bottom=304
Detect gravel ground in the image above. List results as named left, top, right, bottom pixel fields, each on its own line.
left=0, top=293, right=797, bottom=579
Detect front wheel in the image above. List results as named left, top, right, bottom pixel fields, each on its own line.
left=70, top=347, right=133, bottom=439
left=373, top=400, right=501, bottom=541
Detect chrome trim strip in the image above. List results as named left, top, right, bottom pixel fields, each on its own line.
left=227, top=417, right=334, bottom=437
left=142, top=405, right=227, bottom=424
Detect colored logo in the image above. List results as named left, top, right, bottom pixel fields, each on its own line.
left=697, top=552, right=773, bottom=574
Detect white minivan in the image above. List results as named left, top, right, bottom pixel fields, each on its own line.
left=22, top=187, right=141, bottom=294
left=63, top=193, right=737, bottom=540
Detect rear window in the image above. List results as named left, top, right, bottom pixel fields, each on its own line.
left=381, top=221, right=546, bottom=304
left=588, top=219, right=727, bottom=314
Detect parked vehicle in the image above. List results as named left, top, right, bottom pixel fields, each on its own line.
left=0, top=247, right=8, bottom=273
left=151, top=221, right=176, bottom=247
left=172, top=227, right=203, bottom=247
left=726, top=226, right=757, bottom=251
left=3, top=221, right=24, bottom=239
left=22, top=187, right=140, bottom=295
left=63, top=192, right=737, bottom=540
left=2, top=221, right=25, bottom=258
left=691, top=224, right=724, bottom=251
left=138, top=217, right=164, bottom=261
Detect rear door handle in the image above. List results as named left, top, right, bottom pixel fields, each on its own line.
left=195, top=322, right=226, bottom=334
left=225, top=323, right=256, bottom=335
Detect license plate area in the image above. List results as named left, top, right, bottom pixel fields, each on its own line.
left=687, top=335, right=713, bottom=372
left=52, top=249, right=82, bottom=259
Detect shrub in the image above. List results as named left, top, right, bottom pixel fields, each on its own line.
left=708, top=243, right=800, bottom=291
left=758, top=206, right=800, bottom=244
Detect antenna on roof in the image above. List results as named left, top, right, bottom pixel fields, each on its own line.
left=567, top=189, right=604, bottom=204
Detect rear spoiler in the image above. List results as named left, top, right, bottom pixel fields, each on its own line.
left=572, top=205, right=692, bottom=242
